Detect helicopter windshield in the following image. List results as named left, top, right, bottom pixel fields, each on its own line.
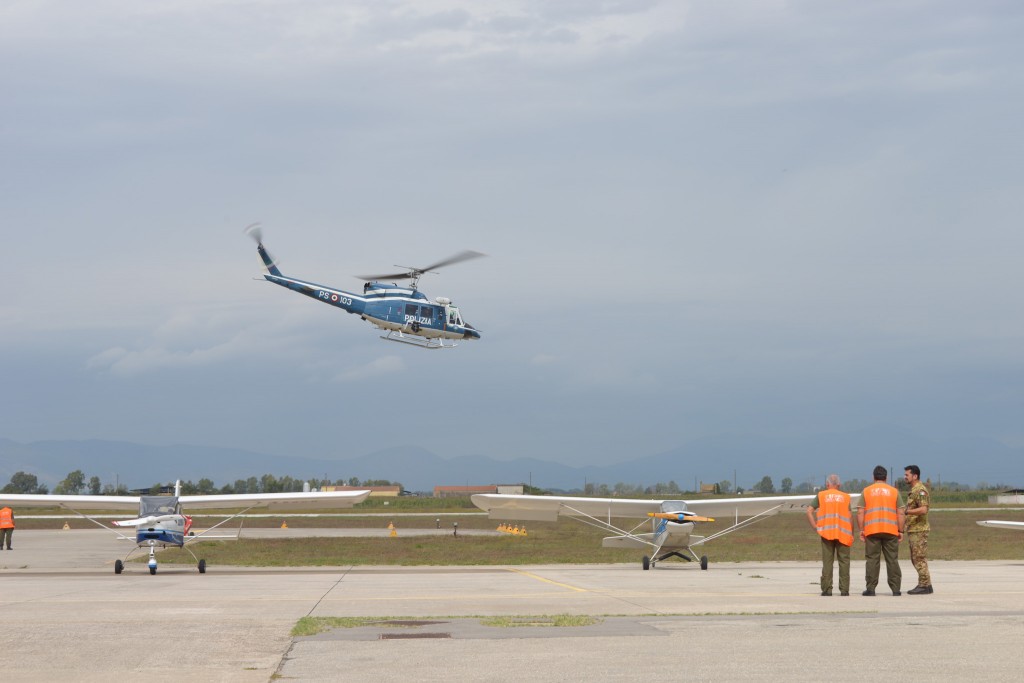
left=139, top=496, right=179, bottom=516
left=446, top=305, right=463, bottom=326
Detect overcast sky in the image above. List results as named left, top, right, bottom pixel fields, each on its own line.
left=3, top=1, right=1023, bottom=479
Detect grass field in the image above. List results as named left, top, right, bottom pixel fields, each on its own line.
left=144, top=507, right=1024, bottom=567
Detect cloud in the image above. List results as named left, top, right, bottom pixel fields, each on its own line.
left=86, top=334, right=248, bottom=376
left=332, top=355, right=405, bottom=382
left=82, top=305, right=316, bottom=376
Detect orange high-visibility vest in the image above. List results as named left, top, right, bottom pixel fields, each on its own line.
left=0, top=507, right=13, bottom=529
left=816, top=490, right=853, bottom=546
left=862, top=483, right=899, bottom=536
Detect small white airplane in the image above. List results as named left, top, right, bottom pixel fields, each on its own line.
left=473, top=492, right=858, bottom=570
left=976, top=520, right=1024, bottom=530
left=1, top=482, right=370, bottom=575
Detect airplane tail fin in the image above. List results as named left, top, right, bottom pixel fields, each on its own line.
left=245, top=223, right=283, bottom=277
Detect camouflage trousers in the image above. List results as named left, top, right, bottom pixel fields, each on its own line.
left=908, top=531, right=931, bottom=587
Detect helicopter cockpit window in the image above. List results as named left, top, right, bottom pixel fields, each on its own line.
left=405, top=304, right=418, bottom=316
left=448, top=307, right=461, bottom=325
left=140, top=496, right=179, bottom=516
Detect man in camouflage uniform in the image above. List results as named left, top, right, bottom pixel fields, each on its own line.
left=904, top=464, right=933, bottom=594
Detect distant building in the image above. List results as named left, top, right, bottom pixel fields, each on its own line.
left=434, top=485, right=496, bottom=498
left=130, top=485, right=176, bottom=496
left=323, top=485, right=401, bottom=498
left=433, top=485, right=524, bottom=498
left=988, top=489, right=1024, bottom=504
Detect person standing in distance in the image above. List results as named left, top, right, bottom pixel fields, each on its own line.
left=858, top=465, right=905, bottom=596
left=806, top=474, right=855, bottom=596
left=904, top=464, right=933, bottom=594
left=0, top=505, right=14, bottom=550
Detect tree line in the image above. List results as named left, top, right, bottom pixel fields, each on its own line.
left=4, top=469, right=1013, bottom=499
left=577, top=475, right=1016, bottom=498
left=1, top=470, right=402, bottom=496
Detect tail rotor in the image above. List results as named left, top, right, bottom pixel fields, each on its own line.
left=244, top=223, right=282, bottom=277
left=244, top=222, right=264, bottom=245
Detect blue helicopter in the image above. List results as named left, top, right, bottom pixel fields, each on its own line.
left=246, top=224, right=484, bottom=349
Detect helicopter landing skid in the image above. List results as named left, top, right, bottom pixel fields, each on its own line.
left=381, top=330, right=457, bottom=349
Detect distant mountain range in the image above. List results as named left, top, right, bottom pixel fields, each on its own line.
left=2, top=426, right=1021, bottom=493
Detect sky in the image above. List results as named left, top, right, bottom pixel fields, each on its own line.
left=3, top=1, right=1023, bottom=481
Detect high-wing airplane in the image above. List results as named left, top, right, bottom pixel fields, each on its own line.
left=1, top=482, right=370, bottom=575
left=473, top=493, right=858, bottom=570
left=977, top=520, right=1024, bottom=530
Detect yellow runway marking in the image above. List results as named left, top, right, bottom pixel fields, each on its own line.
left=333, top=592, right=583, bottom=603
left=505, top=568, right=589, bottom=592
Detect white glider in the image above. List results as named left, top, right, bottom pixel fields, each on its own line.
left=472, top=493, right=851, bottom=570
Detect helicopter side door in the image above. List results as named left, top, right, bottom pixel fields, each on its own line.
left=417, top=305, right=438, bottom=331
left=403, top=303, right=438, bottom=331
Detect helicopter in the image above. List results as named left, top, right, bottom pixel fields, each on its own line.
left=246, top=224, right=484, bottom=349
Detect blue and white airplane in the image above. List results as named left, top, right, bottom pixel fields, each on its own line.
left=473, top=492, right=851, bottom=570
left=247, top=224, right=483, bottom=349
left=1, top=482, right=370, bottom=574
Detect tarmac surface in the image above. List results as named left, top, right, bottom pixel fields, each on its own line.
left=2, top=529, right=1022, bottom=682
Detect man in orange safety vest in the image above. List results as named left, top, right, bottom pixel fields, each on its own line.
left=857, top=465, right=905, bottom=596
left=0, top=506, right=14, bottom=550
left=807, top=474, right=854, bottom=596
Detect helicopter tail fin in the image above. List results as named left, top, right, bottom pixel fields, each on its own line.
left=245, top=223, right=283, bottom=277
left=256, top=242, right=283, bottom=277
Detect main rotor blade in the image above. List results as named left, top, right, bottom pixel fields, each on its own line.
left=419, top=250, right=486, bottom=273
left=357, top=250, right=486, bottom=282
left=356, top=271, right=415, bottom=282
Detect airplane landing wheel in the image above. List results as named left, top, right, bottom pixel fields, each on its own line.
left=149, top=565, right=157, bottom=575
left=700, top=555, right=708, bottom=571
left=198, top=559, right=206, bottom=574
left=642, top=555, right=650, bottom=570
left=114, top=560, right=124, bottom=575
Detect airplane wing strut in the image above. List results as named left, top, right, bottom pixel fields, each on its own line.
left=184, top=505, right=261, bottom=542
left=694, top=502, right=791, bottom=546
left=553, top=501, right=659, bottom=549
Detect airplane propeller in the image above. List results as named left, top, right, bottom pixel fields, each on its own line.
left=648, top=512, right=716, bottom=523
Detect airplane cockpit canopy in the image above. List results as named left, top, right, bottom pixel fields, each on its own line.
left=660, top=501, right=690, bottom=514
left=140, top=495, right=180, bottom=516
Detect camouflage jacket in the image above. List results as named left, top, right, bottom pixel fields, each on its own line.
left=905, top=482, right=930, bottom=532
